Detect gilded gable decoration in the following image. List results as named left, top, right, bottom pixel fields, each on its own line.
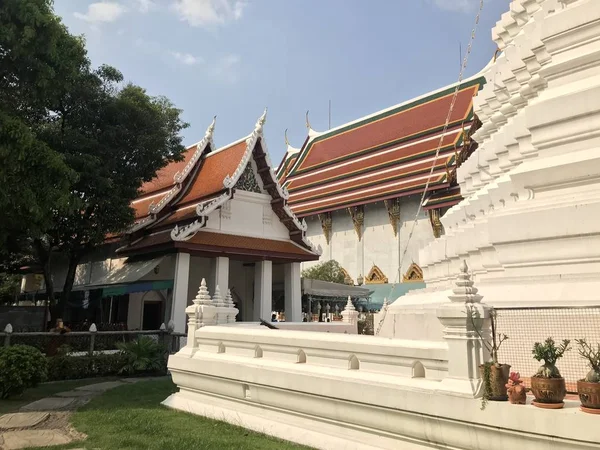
left=384, top=198, right=400, bottom=237
left=365, top=264, right=388, bottom=284
left=428, top=209, right=443, bottom=238
left=235, top=164, right=261, bottom=193
left=318, top=212, right=333, bottom=244
left=402, top=263, right=423, bottom=283
left=348, top=205, right=364, bottom=241
left=341, top=267, right=354, bottom=286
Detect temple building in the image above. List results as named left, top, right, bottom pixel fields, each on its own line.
left=21, top=111, right=321, bottom=331
left=277, top=69, right=488, bottom=304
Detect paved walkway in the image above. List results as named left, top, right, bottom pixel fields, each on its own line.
left=0, top=378, right=161, bottom=450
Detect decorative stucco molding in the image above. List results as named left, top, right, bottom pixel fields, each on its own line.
left=384, top=199, right=400, bottom=237
left=402, top=263, right=423, bottom=283
left=318, top=212, right=333, bottom=244
left=348, top=206, right=364, bottom=241
left=365, top=264, right=388, bottom=284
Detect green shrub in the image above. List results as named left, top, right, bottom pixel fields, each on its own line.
left=47, top=352, right=128, bottom=381
left=116, top=337, right=167, bottom=375
left=0, top=345, right=48, bottom=398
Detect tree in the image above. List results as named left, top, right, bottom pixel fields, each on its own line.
left=301, top=260, right=347, bottom=284
left=1, top=0, right=188, bottom=316
left=0, top=0, right=83, bottom=251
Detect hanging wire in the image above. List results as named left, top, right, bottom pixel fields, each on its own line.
left=396, top=0, right=485, bottom=283
left=377, top=0, right=485, bottom=336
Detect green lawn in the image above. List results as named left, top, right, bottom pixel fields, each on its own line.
left=0, top=377, right=118, bottom=414
left=45, top=378, right=312, bottom=450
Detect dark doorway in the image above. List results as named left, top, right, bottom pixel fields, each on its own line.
left=142, top=301, right=162, bottom=330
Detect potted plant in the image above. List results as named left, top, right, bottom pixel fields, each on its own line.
left=505, top=372, right=527, bottom=405
left=467, top=306, right=510, bottom=408
left=575, top=339, right=600, bottom=414
left=531, top=337, right=571, bottom=409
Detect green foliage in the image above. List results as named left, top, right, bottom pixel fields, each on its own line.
left=116, top=336, right=167, bottom=375
left=0, top=0, right=188, bottom=312
left=532, top=338, right=571, bottom=378
left=576, top=339, right=600, bottom=383
left=301, top=260, right=347, bottom=284
left=0, top=272, right=20, bottom=304
left=47, top=352, right=128, bottom=381
left=0, top=345, right=48, bottom=398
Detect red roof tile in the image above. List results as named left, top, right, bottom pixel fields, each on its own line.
left=140, top=145, right=196, bottom=195
left=177, top=140, right=247, bottom=207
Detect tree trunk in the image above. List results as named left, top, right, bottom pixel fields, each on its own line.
left=33, top=239, right=54, bottom=331
left=58, top=251, right=82, bottom=318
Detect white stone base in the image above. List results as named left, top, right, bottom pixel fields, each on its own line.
left=162, top=391, right=418, bottom=450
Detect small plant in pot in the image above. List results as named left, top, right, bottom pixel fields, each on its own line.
left=531, top=337, right=571, bottom=409
left=467, top=306, right=510, bottom=409
left=575, top=339, right=600, bottom=414
left=505, top=372, right=527, bottom=405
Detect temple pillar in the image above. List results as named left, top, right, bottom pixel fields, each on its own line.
left=211, top=256, right=229, bottom=295
left=171, top=252, right=191, bottom=333
left=253, top=260, right=272, bottom=321
left=284, top=262, right=302, bottom=322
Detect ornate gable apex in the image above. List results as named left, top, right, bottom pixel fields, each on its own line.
left=366, top=264, right=388, bottom=284
left=167, top=109, right=321, bottom=257
left=403, top=263, right=423, bottom=283
left=128, top=117, right=217, bottom=234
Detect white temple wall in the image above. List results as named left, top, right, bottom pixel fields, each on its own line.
left=301, top=195, right=434, bottom=283
left=205, top=192, right=290, bottom=241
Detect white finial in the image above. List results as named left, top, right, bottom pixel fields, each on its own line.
left=194, top=278, right=212, bottom=306
left=344, top=296, right=356, bottom=311
left=305, top=110, right=311, bottom=130
left=159, top=322, right=166, bottom=331
left=167, top=320, right=175, bottom=332
left=448, top=260, right=482, bottom=304
left=212, top=285, right=224, bottom=307
left=256, top=107, right=267, bottom=128
left=4, top=323, right=13, bottom=333
left=206, top=115, right=217, bottom=137
left=89, top=323, right=97, bottom=333
left=226, top=289, right=234, bottom=307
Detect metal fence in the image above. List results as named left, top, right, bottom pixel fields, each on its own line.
left=1, top=328, right=186, bottom=356
left=495, top=306, right=600, bottom=392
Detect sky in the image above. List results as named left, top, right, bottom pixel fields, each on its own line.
left=53, top=0, right=510, bottom=164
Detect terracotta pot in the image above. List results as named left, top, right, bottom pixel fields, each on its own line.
left=479, top=363, right=510, bottom=401
left=531, top=376, right=566, bottom=406
left=577, top=380, right=600, bottom=411
left=506, top=382, right=527, bottom=405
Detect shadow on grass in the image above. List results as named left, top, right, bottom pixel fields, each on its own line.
left=45, top=379, right=312, bottom=450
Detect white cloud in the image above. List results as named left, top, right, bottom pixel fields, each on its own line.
left=432, top=0, right=476, bottom=13
left=74, top=2, right=127, bottom=23
left=171, top=51, right=203, bottom=65
left=134, top=0, right=156, bottom=13
left=209, top=54, right=241, bottom=83
left=172, top=0, right=247, bottom=27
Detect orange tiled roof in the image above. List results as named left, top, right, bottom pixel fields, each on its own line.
left=177, top=140, right=247, bottom=207
left=279, top=76, right=486, bottom=216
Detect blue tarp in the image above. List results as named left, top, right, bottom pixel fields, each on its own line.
left=366, top=282, right=426, bottom=310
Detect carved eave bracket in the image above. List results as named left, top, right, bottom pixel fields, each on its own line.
left=428, top=208, right=444, bottom=238
left=402, top=263, right=423, bottom=283
left=384, top=199, right=400, bottom=237
left=365, top=264, right=388, bottom=284
left=318, top=212, right=332, bottom=244
left=348, top=206, right=364, bottom=241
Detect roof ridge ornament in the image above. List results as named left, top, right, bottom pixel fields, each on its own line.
left=224, top=108, right=267, bottom=190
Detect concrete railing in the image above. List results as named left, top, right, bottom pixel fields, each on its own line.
left=191, top=325, right=448, bottom=380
